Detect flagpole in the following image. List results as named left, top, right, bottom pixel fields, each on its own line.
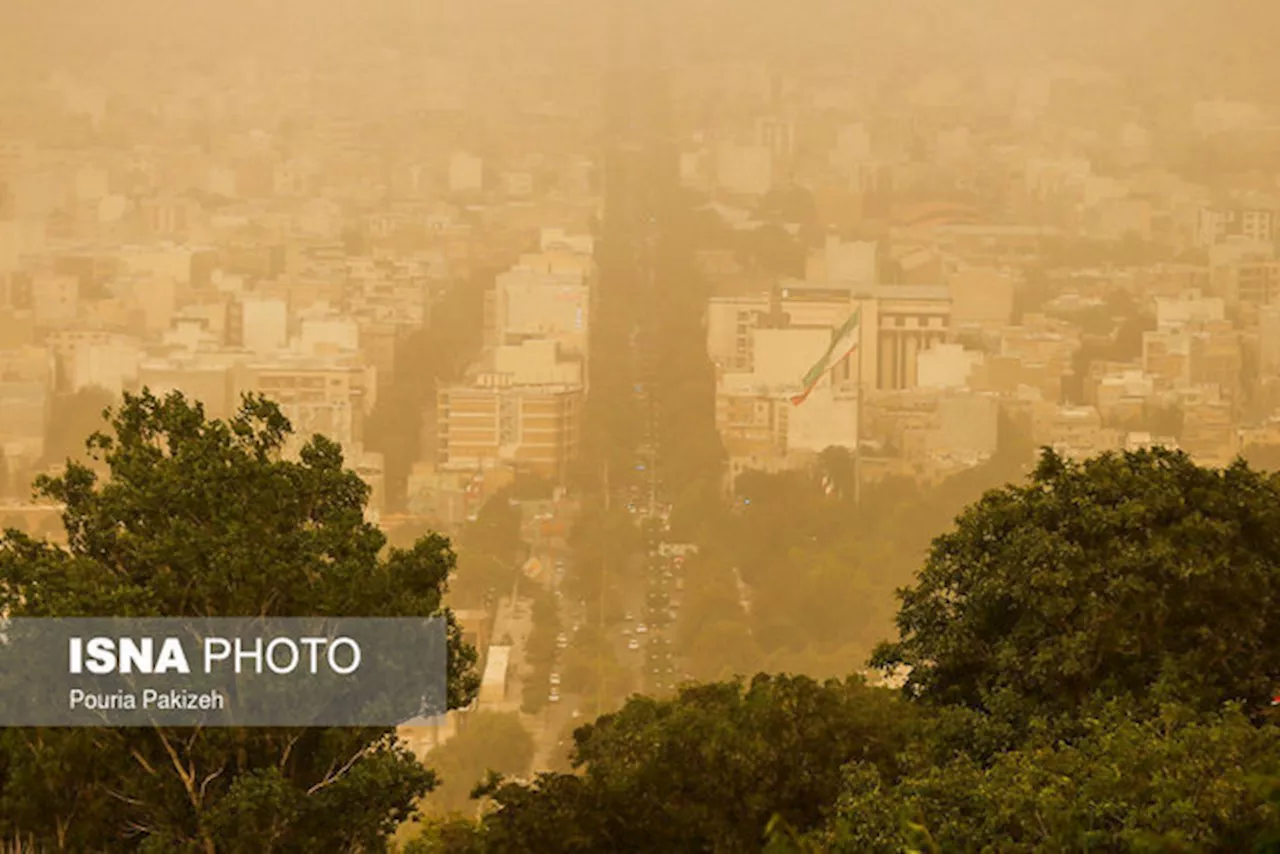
left=854, top=307, right=864, bottom=510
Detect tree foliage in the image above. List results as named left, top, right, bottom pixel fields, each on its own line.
left=519, top=588, right=563, bottom=716
left=419, top=712, right=535, bottom=817
left=449, top=487, right=526, bottom=610
left=684, top=435, right=1034, bottom=674
left=415, top=448, right=1280, bottom=852
left=562, top=504, right=641, bottom=623
left=460, top=675, right=910, bottom=853
left=825, top=703, right=1280, bottom=852
left=0, top=390, right=478, bottom=851
left=873, top=447, right=1280, bottom=719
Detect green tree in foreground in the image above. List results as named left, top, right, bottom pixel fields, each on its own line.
left=0, top=390, right=479, bottom=851
left=873, top=447, right=1280, bottom=719
left=448, top=675, right=910, bottom=853
left=824, top=702, right=1280, bottom=852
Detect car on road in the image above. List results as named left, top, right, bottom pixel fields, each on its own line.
left=624, top=612, right=634, bottom=622
left=550, top=672, right=561, bottom=686
left=549, top=690, right=561, bottom=703
left=556, top=632, right=568, bottom=648
left=627, top=638, right=640, bottom=651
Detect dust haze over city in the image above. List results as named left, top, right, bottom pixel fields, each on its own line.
left=4, top=0, right=1280, bottom=849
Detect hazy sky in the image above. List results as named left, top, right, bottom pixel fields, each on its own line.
left=2, top=0, right=1278, bottom=106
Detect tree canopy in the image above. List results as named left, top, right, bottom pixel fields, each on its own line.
left=452, top=675, right=909, bottom=854
left=825, top=702, right=1280, bottom=852
left=873, top=447, right=1280, bottom=720
left=0, top=390, right=478, bottom=851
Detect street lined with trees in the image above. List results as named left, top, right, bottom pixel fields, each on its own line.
left=407, top=447, right=1280, bottom=851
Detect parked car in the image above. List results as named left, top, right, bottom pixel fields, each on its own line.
left=549, top=690, right=561, bottom=703
left=627, top=638, right=640, bottom=651
left=550, top=672, right=561, bottom=686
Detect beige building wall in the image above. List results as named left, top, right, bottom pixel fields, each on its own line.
left=436, top=386, right=581, bottom=481
left=236, top=361, right=375, bottom=458
left=948, top=268, right=1016, bottom=328
left=1181, top=401, right=1238, bottom=467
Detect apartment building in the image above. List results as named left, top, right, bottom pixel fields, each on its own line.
left=1261, top=305, right=1280, bottom=376
left=437, top=339, right=583, bottom=481
left=1196, top=206, right=1277, bottom=246
left=1212, top=258, right=1280, bottom=314
left=1181, top=399, right=1238, bottom=466
left=861, top=387, right=998, bottom=473
left=706, top=294, right=771, bottom=373
left=1032, top=403, right=1122, bottom=460
left=1094, top=370, right=1156, bottom=428
left=1142, top=328, right=1191, bottom=389
left=714, top=391, right=787, bottom=463
left=46, top=330, right=142, bottom=394
left=491, top=264, right=590, bottom=358
left=436, top=384, right=581, bottom=481
left=235, top=357, right=376, bottom=459
left=1188, top=321, right=1243, bottom=401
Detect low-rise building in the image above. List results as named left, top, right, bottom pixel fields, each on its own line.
left=1031, top=403, right=1123, bottom=460
left=1181, top=399, right=1238, bottom=467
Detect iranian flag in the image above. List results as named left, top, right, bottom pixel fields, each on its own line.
left=790, top=307, right=861, bottom=406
